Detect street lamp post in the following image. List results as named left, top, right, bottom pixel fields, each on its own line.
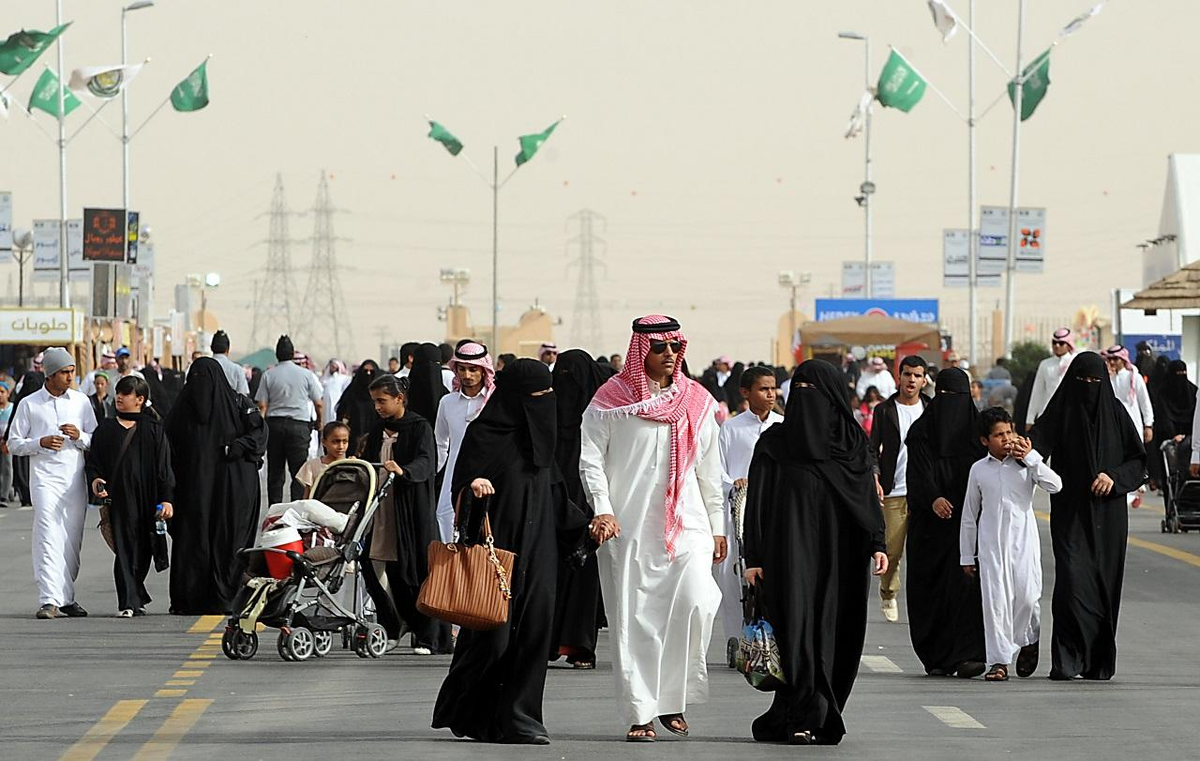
left=839, top=32, right=873, bottom=298
left=121, top=1, right=154, bottom=214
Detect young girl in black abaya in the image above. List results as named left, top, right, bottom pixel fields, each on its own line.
left=87, top=376, right=175, bottom=617
left=742, top=360, right=888, bottom=746
left=1030, top=352, right=1145, bottom=681
left=357, top=375, right=450, bottom=655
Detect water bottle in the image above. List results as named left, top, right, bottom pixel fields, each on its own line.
left=155, top=504, right=167, bottom=536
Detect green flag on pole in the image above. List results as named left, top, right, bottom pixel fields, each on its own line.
left=28, top=68, right=81, bottom=117
left=427, top=120, right=463, bottom=156
left=1007, top=49, right=1051, bottom=121
left=514, top=119, right=561, bottom=167
left=170, top=60, right=209, bottom=112
left=0, top=23, right=71, bottom=76
left=876, top=50, right=927, bottom=112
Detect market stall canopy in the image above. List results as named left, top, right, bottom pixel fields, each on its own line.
left=1122, top=260, right=1200, bottom=311
left=235, top=347, right=277, bottom=370
left=800, top=314, right=939, bottom=348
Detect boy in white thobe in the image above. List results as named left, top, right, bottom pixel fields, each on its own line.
left=715, top=367, right=781, bottom=647
left=961, top=407, right=1061, bottom=681
left=433, top=342, right=492, bottom=542
left=8, top=348, right=98, bottom=619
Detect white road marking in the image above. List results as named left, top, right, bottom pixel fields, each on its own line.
left=861, top=655, right=903, bottom=673
left=924, top=705, right=985, bottom=729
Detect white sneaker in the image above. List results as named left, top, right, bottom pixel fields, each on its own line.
left=881, top=599, right=899, bottom=623
left=413, top=646, right=433, bottom=656
left=117, top=609, right=133, bottom=618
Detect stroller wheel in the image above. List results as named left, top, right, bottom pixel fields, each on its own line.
left=313, top=630, right=333, bottom=658
left=236, top=631, right=259, bottom=660
left=284, top=627, right=316, bottom=661
left=222, top=627, right=241, bottom=660
left=364, top=623, right=388, bottom=659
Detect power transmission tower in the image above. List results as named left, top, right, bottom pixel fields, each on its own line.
left=566, top=209, right=606, bottom=352
left=300, top=171, right=354, bottom=360
left=249, top=173, right=301, bottom=350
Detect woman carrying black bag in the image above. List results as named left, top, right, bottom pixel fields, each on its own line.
left=86, top=376, right=175, bottom=617
left=742, top=360, right=888, bottom=746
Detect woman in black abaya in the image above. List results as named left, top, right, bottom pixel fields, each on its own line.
left=165, top=358, right=267, bottom=615
left=5, top=371, right=45, bottom=506
left=904, top=367, right=987, bottom=677
left=406, top=343, right=448, bottom=422
left=742, top=360, right=888, bottom=746
left=1031, top=352, right=1145, bottom=681
left=1149, top=359, right=1195, bottom=487
left=433, top=359, right=583, bottom=745
left=547, top=350, right=614, bottom=668
left=335, top=359, right=379, bottom=451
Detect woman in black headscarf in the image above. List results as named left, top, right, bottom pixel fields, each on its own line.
left=903, top=367, right=987, bottom=677
left=1031, top=352, right=1145, bottom=681
left=742, top=359, right=888, bottom=746
left=547, top=350, right=615, bottom=669
left=406, top=342, right=448, bottom=422
left=335, top=359, right=379, bottom=452
left=1149, top=359, right=1195, bottom=487
left=433, top=359, right=584, bottom=745
left=165, top=358, right=267, bottom=614
left=5, top=371, right=45, bottom=506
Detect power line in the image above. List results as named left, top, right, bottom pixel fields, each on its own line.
left=566, top=209, right=606, bottom=353
left=249, top=173, right=301, bottom=350
left=300, top=171, right=354, bottom=360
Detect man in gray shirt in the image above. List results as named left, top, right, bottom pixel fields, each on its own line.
left=211, top=330, right=250, bottom=395
left=255, top=335, right=323, bottom=504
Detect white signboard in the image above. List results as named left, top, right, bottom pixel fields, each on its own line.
left=32, top=219, right=91, bottom=282
left=842, top=261, right=895, bottom=298
left=0, top=191, right=12, bottom=263
left=0, top=308, right=83, bottom=345
left=978, top=206, right=1047, bottom=275
left=943, top=229, right=1002, bottom=288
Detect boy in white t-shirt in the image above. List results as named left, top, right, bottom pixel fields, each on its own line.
left=295, top=421, right=352, bottom=498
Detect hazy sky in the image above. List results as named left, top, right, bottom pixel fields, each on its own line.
left=4, top=0, right=1197, bottom=364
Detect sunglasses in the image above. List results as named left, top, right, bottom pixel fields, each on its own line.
left=1052, top=340, right=1069, bottom=347
left=649, top=340, right=683, bottom=355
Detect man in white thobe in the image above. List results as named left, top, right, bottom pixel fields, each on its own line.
left=1026, top=327, right=1077, bottom=430
left=434, top=342, right=492, bottom=541
left=580, top=315, right=725, bottom=740
left=856, top=356, right=897, bottom=399
left=961, top=409, right=1061, bottom=677
left=715, top=366, right=781, bottom=648
left=8, top=348, right=98, bottom=619
left=1104, top=345, right=1154, bottom=508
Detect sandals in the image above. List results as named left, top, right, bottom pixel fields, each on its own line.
left=985, top=664, right=1009, bottom=682
left=790, top=730, right=815, bottom=745
left=658, top=714, right=689, bottom=737
left=626, top=723, right=656, bottom=742
left=572, top=659, right=596, bottom=670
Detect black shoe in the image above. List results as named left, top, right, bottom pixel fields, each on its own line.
left=956, top=660, right=987, bottom=679
left=1016, top=642, right=1039, bottom=678
left=36, top=604, right=59, bottom=619
left=133, top=608, right=147, bottom=617
left=59, top=602, right=88, bottom=617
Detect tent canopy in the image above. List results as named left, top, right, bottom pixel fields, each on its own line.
left=1123, top=260, right=1200, bottom=311
left=800, top=314, right=939, bottom=349
left=234, top=347, right=277, bottom=370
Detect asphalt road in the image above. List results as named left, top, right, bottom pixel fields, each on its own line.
left=1, top=491, right=1197, bottom=760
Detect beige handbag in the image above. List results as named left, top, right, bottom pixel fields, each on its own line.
left=416, top=497, right=516, bottom=631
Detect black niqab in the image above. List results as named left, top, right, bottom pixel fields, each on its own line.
left=917, top=367, right=978, bottom=457
left=336, top=359, right=379, bottom=448
left=406, top=343, right=448, bottom=423
left=1159, top=359, right=1196, bottom=435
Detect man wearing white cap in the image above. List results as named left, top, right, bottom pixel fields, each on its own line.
left=856, top=356, right=897, bottom=399
left=1026, top=328, right=1077, bottom=431
left=7, top=347, right=98, bottom=619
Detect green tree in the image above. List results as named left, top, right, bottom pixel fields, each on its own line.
left=1009, top=341, right=1050, bottom=382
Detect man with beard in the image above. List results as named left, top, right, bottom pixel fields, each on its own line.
left=580, top=315, right=726, bottom=742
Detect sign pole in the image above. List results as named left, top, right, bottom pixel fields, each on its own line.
left=1002, top=0, right=1027, bottom=356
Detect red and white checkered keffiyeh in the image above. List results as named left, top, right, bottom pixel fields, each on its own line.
left=1103, top=344, right=1137, bottom=404
left=589, top=315, right=715, bottom=559
left=448, top=342, right=495, bottom=405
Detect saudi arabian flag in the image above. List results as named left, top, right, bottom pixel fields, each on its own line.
left=28, top=68, right=81, bottom=117
left=170, top=60, right=209, bottom=112
left=0, top=23, right=71, bottom=76
left=1007, top=49, right=1051, bottom=121
left=514, top=119, right=561, bottom=167
left=427, top=120, right=463, bottom=156
left=876, top=50, right=927, bottom=112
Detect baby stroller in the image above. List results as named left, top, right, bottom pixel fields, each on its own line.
left=221, top=459, right=395, bottom=662
left=1160, top=438, right=1200, bottom=534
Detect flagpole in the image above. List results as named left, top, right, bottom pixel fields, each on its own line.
left=967, top=0, right=978, bottom=365
left=56, top=0, right=70, bottom=309
left=492, top=144, right=499, bottom=352
left=1003, top=0, right=1027, bottom=357
left=863, top=36, right=873, bottom=298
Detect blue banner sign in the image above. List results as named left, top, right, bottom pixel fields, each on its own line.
left=1122, top=333, right=1181, bottom=361
left=815, top=298, right=939, bottom=324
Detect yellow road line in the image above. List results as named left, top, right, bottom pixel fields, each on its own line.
left=154, top=689, right=187, bottom=698
left=186, top=661, right=211, bottom=669
left=187, top=654, right=217, bottom=660
left=165, top=680, right=195, bottom=687
left=132, top=699, right=213, bottom=761
left=59, top=699, right=147, bottom=761
left=174, top=670, right=204, bottom=678
left=186, top=615, right=224, bottom=634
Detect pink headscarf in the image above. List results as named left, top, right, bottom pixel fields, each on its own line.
left=1052, top=328, right=1075, bottom=376
left=1104, top=345, right=1137, bottom=404
left=589, top=315, right=716, bottom=559
left=448, top=342, right=495, bottom=403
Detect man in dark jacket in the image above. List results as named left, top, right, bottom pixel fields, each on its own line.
left=869, top=355, right=928, bottom=623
